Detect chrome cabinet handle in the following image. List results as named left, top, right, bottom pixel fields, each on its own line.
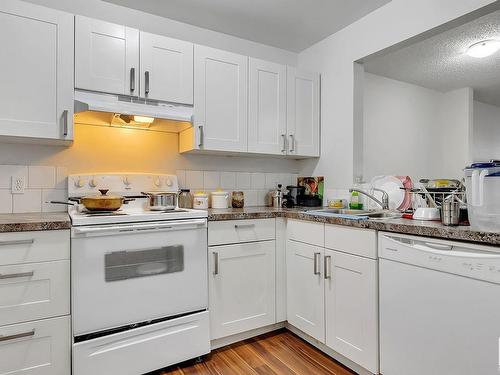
left=234, top=224, right=255, bottom=229
left=130, top=67, right=135, bottom=92
left=0, top=239, right=34, bottom=246
left=0, top=271, right=34, bottom=279
left=213, top=252, right=219, bottom=275
left=289, top=134, right=295, bottom=153
left=0, top=329, right=35, bottom=342
left=313, top=252, right=321, bottom=275
left=145, top=71, right=150, bottom=95
left=281, top=134, right=286, bottom=153
left=198, top=125, right=204, bottom=147
left=324, top=255, right=331, bottom=279
left=62, top=110, right=68, bottom=136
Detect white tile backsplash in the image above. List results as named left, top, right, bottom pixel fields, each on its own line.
left=265, top=173, right=278, bottom=189
left=203, top=171, right=220, bottom=189
left=42, top=189, right=68, bottom=213
left=0, top=189, right=12, bottom=213
left=28, top=166, right=56, bottom=189
left=220, top=172, right=236, bottom=190
left=176, top=170, right=186, bottom=188
left=236, top=172, right=252, bottom=189
left=251, top=173, right=265, bottom=189
left=0, top=165, right=28, bottom=189
left=13, top=189, right=42, bottom=213
left=185, top=170, right=204, bottom=190
left=55, top=166, right=68, bottom=190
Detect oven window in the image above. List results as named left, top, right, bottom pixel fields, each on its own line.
left=105, top=245, right=184, bottom=282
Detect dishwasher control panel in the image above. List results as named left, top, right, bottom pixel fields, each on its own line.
left=379, top=232, right=500, bottom=284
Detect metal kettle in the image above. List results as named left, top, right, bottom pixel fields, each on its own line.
left=270, top=184, right=286, bottom=208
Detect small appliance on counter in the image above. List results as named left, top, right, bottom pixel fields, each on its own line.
left=296, top=176, right=324, bottom=208
left=283, top=185, right=305, bottom=207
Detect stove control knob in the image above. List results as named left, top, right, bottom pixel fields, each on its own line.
left=154, top=176, right=161, bottom=187
left=165, top=177, right=173, bottom=187
left=123, top=176, right=131, bottom=186
left=89, top=178, right=97, bottom=188
left=74, top=177, right=84, bottom=188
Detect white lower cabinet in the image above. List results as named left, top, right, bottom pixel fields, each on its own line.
left=209, top=241, right=276, bottom=339
left=286, top=239, right=324, bottom=342
left=0, top=316, right=70, bottom=375
left=325, top=249, right=378, bottom=374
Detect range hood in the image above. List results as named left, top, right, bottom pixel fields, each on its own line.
left=74, top=90, right=193, bottom=122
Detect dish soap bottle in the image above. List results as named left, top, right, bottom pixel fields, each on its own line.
left=349, top=177, right=364, bottom=210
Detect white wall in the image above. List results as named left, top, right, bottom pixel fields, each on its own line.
left=298, top=0, right=496, bottom=193
left=362, top=73, right=444, bottom=180
left=473, top=100, right=500, bottom=161
left=362, top=74, right=472, bottom=181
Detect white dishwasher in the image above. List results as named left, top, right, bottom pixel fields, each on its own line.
left=379, top=232, right=500, bottom=375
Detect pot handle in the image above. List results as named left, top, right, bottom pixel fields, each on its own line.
left=98, top=189, right=109, bottom=196
left=46, top=200, right=76, bottom=206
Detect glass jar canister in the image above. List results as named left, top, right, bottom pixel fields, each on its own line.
left=231, top=191, right=244, bottom=208
left=178, top=189, right=193, bottom=209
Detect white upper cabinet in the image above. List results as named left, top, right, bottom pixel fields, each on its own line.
left=140, top=32, right=193, bottom=104
left=248, top=58, right=287, bottom=155
left=0, top=0, right=74, bottom=141
left=287, top=67, right=320, bottom=157
left=193, top=45, right=248, bottom=152
left=75, top=16, right=139, bottom=96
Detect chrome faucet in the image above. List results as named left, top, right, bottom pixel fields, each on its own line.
left=349, top=188, right=389, bottom=210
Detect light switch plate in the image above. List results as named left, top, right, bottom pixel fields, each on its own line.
left=11, top=176, right=25, bottom=194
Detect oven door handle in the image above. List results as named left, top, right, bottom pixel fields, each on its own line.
left=73, top=219, right=207, bottom=235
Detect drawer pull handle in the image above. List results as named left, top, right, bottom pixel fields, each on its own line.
left=234, top=224, right=255, bottom=229
left=313, top=252, right=321, bottom=275
left=0, top=239, right=34, bottom=246
left=213, top=252, right=219, bottom=275
left=0, top=271, right=34, bottom=279
left=324, top=255, right=331, bottom=279
left=0, top=329, right=35, bottom=342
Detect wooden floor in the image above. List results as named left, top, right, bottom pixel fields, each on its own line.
left=152, top=329, right=357, bottom=375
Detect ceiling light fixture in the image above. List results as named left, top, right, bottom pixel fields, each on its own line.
left=133, top=115, right=155, bottom=123
left=466, top=39, right=500, bottom=58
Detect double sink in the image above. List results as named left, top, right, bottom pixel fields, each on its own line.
left=305, top=208, right=402, bottom=220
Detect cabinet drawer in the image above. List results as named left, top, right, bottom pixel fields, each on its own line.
left=208, top=219, right=275, bottom=245
left=73, top=311, right=209, bottom=375
left=0, top=230, right=69, bottom=265
left=287, top=219, right=324, bottom=247
left=0, top=316, right=70, bottom=375
left=325, top=224, right=376, bottom=259
left=0, top=260, right=70, bottom=326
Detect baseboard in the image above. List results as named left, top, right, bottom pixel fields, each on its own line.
left=210, top=322, right=286, bottom=349
left=285, top=323, right=377, bottom=375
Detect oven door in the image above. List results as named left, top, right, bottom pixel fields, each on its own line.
left=71, top=219, right=207, bottom=336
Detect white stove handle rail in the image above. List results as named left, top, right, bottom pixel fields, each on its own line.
left=73, top=219, right=207, bottom=237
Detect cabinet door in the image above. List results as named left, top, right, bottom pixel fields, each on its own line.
left=248, top=58, right=287, bottom=155
left=0, top=0, right=73, bottom=140
left=75, top=16, right=139, bottom=96
left=209, top=241, right=275, bottom=339
left=286, top=240, right=324, bottom=342
left=194, top=45, right=248, bottom=152
left=325, top=249, right=378, bottom=374
left=140, top=32, right=193, bottom=104
left=287, top=67, right=320, bottom=157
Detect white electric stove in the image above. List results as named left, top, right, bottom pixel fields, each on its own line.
left=69, top=173, right=210, bottom=375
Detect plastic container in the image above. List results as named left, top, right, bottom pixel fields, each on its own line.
left=464, top=162, right=500, bottom=232
left=193, top=192, right=209, bottom=210
left=211, top=191, right=230, bottom=209
left=178, top=189, right=193, bottom=209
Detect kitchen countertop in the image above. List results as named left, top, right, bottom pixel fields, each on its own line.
left=208, top=206, right=500, bottom=246
left=0, top=212, right=71, bottom=233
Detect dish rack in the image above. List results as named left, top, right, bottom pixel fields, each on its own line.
left=403, top=188, right=467, bottom=211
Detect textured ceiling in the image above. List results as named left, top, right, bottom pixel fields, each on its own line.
left=363, top=9, right=500, bottom=107
left=101, top=0, right=390, bottom=52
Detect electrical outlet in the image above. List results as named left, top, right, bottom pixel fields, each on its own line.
left=11, top=176, right=25, bottom=194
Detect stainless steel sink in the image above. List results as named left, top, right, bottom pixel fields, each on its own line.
left=306, top=208, right=402, bottom=220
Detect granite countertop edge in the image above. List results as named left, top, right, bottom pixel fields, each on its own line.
left=208, top=207, right=500, bottom=246
left=0, top=213, right=71, bottom=233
